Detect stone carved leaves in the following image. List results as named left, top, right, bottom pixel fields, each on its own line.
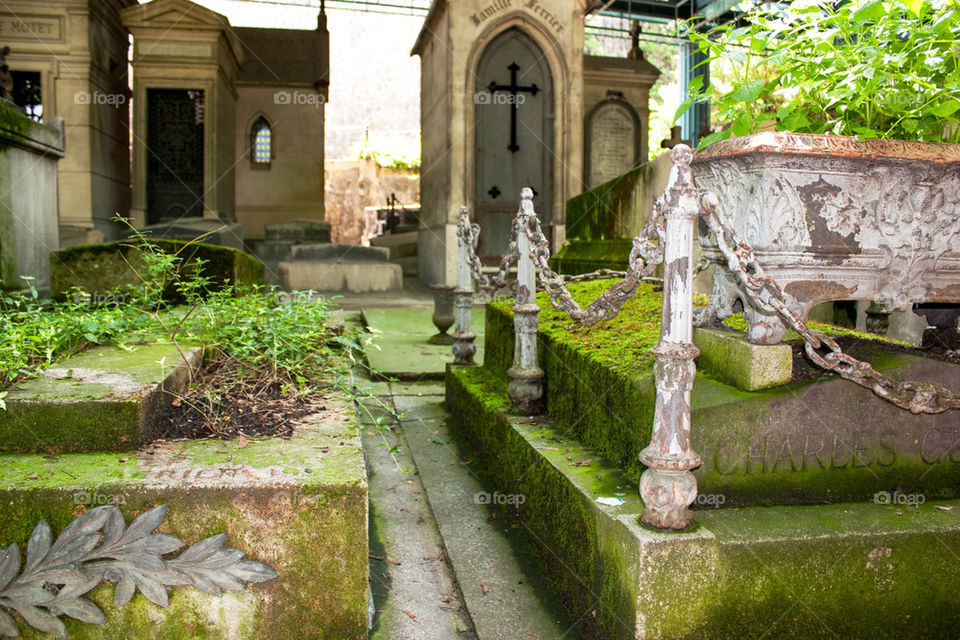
left=0, top=505, right=276, bottom=637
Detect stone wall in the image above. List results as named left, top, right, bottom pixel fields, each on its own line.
left=0, top=105, right=65, bottom=293
left=235, top=85, right=326, bottom=242
left=0, top=0, right=135, bottom=248
left=324, top=157, right=419, bottom=245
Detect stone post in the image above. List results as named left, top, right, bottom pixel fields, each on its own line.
left=452, top=206, right=477, bottom=365
left=507, top=188, right=543, bottom=415
left=638, top=145, right=703, bottom=530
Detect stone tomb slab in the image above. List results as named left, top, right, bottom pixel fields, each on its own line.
left=279, top=260, right=402, bottom=293
left=446, top=365, right=960, bottom=640
left=485, top=300, right=960, bottom=505
left=0, top=401, right=367, bottom=638
left=0, top=344, right=201, bottom=454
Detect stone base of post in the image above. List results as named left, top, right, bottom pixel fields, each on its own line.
left=507, top=304, right=543, bottom=415
left=451, top=287, right=476, bottom=364
left=637, top=466, right=698, bottom=530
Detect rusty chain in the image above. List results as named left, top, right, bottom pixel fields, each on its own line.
left=699, top=190, right=960, bottom=415
left=524, top=198, right=666, bottom=327
left=457, top=214, right=518, bottom=294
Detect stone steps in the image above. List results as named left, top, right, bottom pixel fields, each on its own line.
left=280, top=261, right=402, bottom=293
left=446, top=364, right=960, bottom=639
left=0, top=343, right=201, bottom=454
left=360, top=379, right=577, bottom=640
left=371, top=231, right=419, bottom=277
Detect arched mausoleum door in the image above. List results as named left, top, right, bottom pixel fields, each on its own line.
left=474, top=28, right=554, bottom=261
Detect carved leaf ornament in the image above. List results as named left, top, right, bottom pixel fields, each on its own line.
left=0, top=505, right=276, bottom=637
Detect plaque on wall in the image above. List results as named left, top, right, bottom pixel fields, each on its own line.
left=584, top=91, right=642, bottom=189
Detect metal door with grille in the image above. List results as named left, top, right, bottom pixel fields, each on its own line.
left=146, top=89, right=205, bottom=224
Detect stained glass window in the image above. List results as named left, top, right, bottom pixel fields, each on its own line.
left=252, top=117, right=271, bottom=164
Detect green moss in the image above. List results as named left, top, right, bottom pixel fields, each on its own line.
left=722, top=312, right=913, bottom=347
left=549, top=239, right=634, bottom=275
left=0, top=344, right=198, bottom=454
left=566, top=163, right=653, bottom=241
left=50, top=240, right=264, bottom=302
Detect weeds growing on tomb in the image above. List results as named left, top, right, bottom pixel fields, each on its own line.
left=0, top=220, right=379, bottom=440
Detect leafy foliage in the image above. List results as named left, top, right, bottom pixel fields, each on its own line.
left=0, top=223, right=347, bottom=394
left=0, top=505, right=275, bottom=637
left=677, top=0, right=960, bottom=147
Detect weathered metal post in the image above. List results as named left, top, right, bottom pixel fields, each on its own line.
left=638, top=145, right=703, bottom=530
left=507, top=188, right=543, bottom=415
left=452, top=206, right=477, bottom=365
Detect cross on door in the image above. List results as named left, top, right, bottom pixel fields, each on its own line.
left=488, top=62, right=539, bottom=153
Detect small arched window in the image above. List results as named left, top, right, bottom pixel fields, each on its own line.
left=251, top=116, right=272, bottom=166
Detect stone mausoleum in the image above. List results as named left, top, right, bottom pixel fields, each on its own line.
left=0, top=0, right=328, bottom=250
left=412, top=0, right=660, bottom=284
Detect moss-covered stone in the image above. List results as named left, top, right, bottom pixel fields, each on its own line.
left=566, top=163, right=660, bottom=241
left=485, top=281, right=960, bottom=505
left=0, top=400, right=368, bottom=639
left=446, top=365, right=960, bottom=639
left=693, top=327, right=793, bottom=390
left=549, top=239, right=633, bottom=275
left=0, top=343, right=200, bottom=454
left=50, top=240, right=265, bottom=302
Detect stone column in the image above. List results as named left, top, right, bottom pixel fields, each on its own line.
left=452, top=206, right=477, bottom=365
left=507, top=188, right=544, bottom=415
left=638, top=146, right=702, bottom=530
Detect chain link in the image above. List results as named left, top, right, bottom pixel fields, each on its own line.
left=699, top=191, right=960, bottom=415
left=524, top=198, right=666, bottom=327
left=457, top=215, right=518, bottom=294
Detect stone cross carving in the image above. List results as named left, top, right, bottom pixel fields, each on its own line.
left=488, top=62, right=539, bottom=153
left=628, top=21, right=644, bottom=60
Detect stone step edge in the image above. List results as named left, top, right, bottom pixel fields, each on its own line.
left=0, top=343, right=203, bottom=454
left=0, top=402, right=368, bottom=638
left=445, top=363, right=960, bottom=639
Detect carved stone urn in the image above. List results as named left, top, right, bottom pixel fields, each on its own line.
left=692, top=132, right=960, bottom=344
left=428, top=284, right=456, bottom=345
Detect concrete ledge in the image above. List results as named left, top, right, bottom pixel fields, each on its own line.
left=0, top=344, right=201, bottom=454
left=446, top=365, right=960, bottom=639
left=0, top=400, right=367, bottom=638
left=693, top=326, right=793, bottom=390
left=280, top=261, right=402, bottom=292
